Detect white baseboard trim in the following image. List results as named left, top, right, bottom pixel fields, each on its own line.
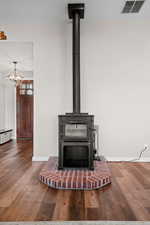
left=32, top=156, right=49, bottom=161
left=106, top=157, right=150, bottom=162
left=32, top=156, right=150, bottom=162
left=11, top=136, right=16, bottom=140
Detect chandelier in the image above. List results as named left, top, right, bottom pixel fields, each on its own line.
left=6, top=61, right=24, bottom=86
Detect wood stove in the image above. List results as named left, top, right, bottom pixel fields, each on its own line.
left=58, top=4, right=95, bottom=170
left=58, top=113, right=95, bottom=169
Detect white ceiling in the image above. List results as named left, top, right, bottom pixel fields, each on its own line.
left=0, top=0, right=149, bottom=24
left=0, top=42, right=33, bottom=77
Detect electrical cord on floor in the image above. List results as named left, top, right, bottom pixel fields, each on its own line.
left=95, top=146, right=149, bottom=162
left=126, top=146, right=149, bottom=162
left=105, top=146, right=149, bottom=162
left=93, top=126, right=149, bottom=162
left=93, top=125, right=149, bottom=162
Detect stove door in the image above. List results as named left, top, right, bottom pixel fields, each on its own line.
left=65, top=123, right=87, bottom=139
left=60, top=142, right=93, bottom=169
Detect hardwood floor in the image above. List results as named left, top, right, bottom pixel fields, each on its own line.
left=0, top=140, right=150, bottom=221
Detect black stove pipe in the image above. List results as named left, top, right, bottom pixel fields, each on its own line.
left=68, top=4, right=84, bottom=114
left=73, top=12, right=80, bottom=113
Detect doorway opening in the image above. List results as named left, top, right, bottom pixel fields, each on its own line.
left=0, top=41, right=33, bottom=157
left=16, top=80, right=33, bottom=140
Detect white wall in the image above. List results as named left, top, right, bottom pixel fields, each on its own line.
left=3, top=18, right=150, bottom=160
left=0, top=76, right=5, bottom=130
left=82, top=21, right=150, bottom=160
left=4, top=82, right=16, bottom=138
left=0, top=77, right=16, bottom=137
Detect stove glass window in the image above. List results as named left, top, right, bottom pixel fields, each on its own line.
left=65, top=124, right=87, bottom=138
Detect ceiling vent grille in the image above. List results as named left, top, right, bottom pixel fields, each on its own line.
left=122, top=0, right=145, bottom=13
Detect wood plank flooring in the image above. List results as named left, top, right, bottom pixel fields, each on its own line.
left=0, top=140, right=150, bottom=221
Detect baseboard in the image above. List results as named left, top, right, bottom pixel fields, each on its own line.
left=32, top=156, right=150, bottom=162
left=32, top=156, right=49, bottom=161
left=11, top=136, right=16, bottom=140
left=106, top=157, right=150, bottom=162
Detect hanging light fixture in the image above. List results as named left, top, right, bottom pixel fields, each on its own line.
left=6, top=61, right=24, bottom=86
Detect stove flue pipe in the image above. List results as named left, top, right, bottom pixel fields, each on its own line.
left=68, top=4, right=84, bottom=114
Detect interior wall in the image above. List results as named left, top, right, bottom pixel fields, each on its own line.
left=0, top=77, right=5, bottom=130
left=4, top=82, right=16, bottom=138
left=0, top=77, right=16, bottom=137
left=82, top=21, right=150, bottom=160
left=3, top=18, right=150, bottom=160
